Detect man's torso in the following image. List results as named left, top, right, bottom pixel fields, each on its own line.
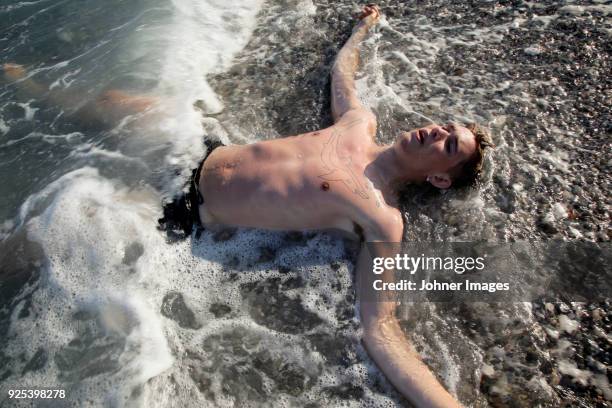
left=199, top=113, right=401, bottom=236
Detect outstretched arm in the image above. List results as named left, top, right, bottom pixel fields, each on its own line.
left=331, top=4, right=380, bottom=122
left=358, top=227, right=463, bottom=408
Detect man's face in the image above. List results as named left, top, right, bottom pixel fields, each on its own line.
left=394, top=122, right=477, bottom=180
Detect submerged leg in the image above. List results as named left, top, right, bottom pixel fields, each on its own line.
left=3, top=63, right=159, bottom=124
left=3, top=63, right=47, bottom=97
left=94, top=90, right=158, bottom=115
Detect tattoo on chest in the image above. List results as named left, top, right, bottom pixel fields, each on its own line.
left=318, top=118, right=370, bottom=200
left=366, top=178, right=383, bottom=208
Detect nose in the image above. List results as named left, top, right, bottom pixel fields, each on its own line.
left=432, top=126, right=449, bottom=142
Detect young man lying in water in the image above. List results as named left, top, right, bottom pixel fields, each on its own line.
left=4, top=5, right=492, bottom=407
left=171, top=6, right=491, bottom=407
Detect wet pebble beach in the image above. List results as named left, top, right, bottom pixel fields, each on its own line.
left=0, top=0, right=610, bottom=407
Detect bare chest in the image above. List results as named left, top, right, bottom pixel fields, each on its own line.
left=199, top=130, right=384, bottom=229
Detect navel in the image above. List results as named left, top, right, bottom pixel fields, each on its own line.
left=321, top=181, right=330, bottom=191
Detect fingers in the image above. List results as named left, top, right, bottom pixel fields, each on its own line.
left=364, top=4, right=379, bottom=13
left=365, top=4, right=379, bottom=14
left=358, top=4, right=380, bottom=20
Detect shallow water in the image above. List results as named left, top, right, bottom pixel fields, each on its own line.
left=0, top=0, right=610, bottom=407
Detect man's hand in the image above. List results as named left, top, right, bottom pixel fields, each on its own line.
left=357, top=4, right=381, bottom=29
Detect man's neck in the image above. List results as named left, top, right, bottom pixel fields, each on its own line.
left=368, top=145, right=424, bottom=192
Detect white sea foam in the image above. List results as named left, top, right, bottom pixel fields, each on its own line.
left=17, top=101, right=38, bottom=120
left=48, top=67, right=81, bottom=90
left=0, top=116, right=8, bottom=135
left=0, top=130, right=83, bottom=147
left=150, top=0, right=264, bottom=169
left=0, top=168, right=170, bottom=404
left=14, top=166, right=369, bottom=405
left=3, top=1, right=270, bottom=405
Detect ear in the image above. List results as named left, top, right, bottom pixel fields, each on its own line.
left=427, top=173, right=452, bottom=189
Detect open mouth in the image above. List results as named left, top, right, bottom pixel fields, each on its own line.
left=415, top=129, right=426, bottom=144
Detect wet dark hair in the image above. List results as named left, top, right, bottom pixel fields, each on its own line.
left=450, top=123, right=494, bottom=187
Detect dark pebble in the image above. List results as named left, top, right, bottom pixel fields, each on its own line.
left=21, top=348, right=47, bottom=375
left=540, top=359, right=553, bottom=374
left=122, top=242, right=144, bottom=265
left=161, top=291, right=201, bottom=330
left=525, top=350, right=538, bottom=364
left=537, top=218, right=558, bottom=234
left=323, top=383, right=364, bottom=400
left=209, top=303, right=232, bottom=318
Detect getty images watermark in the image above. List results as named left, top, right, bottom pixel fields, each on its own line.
left=361, top=241, right=611, bottom=302
left=371, top=253, right=509, bottom=292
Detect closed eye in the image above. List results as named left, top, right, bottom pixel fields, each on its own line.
left=445, top=136, right=457, bottom=155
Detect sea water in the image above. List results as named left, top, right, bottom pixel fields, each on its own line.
left=1, top=0, right=610, bottom=406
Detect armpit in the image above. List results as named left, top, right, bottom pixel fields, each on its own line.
left=353, top=221, right=365, bottom=242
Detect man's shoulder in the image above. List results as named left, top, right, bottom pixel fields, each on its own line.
left=334, top=108, right=377, bottom=137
